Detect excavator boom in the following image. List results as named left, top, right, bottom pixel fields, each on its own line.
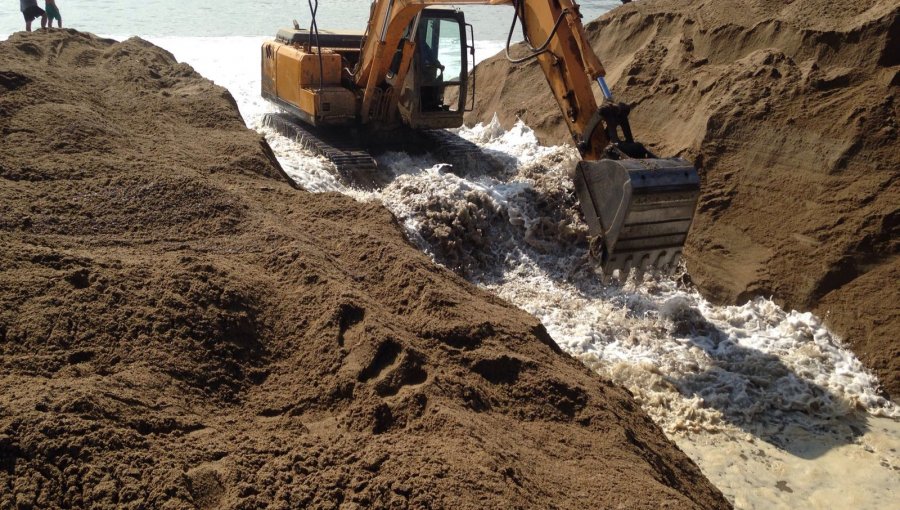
left=261, top=0, right=701, bottom=274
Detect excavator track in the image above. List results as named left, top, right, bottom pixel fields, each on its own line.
left=421, top=129, right=498, bottom=175
left=261, top=4, right=702, bottom=275
left=265, top=112, right=498, bottom=185
left=263, top=113, right=383, bottom=189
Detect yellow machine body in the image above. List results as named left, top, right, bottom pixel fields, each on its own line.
left=261, top=41, right=356, bottom=126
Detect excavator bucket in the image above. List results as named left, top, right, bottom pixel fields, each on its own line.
left=572, top=158, right=700, bottom=275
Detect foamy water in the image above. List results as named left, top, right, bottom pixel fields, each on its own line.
left=72, top=36, right=900, bottom=508
left=374, top=119, right=897, bottom=429
left=368, top=124, right=900, bottom=509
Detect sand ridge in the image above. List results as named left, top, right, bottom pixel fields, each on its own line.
left=0, top=30, right=728, bottom=509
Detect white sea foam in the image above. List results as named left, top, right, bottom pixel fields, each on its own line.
left=255, top=108, right=900, bottom=435
left=376, top=118, right=898, bottom=435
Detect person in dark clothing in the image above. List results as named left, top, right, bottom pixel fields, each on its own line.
left=45, top=0, right=62, bottom=28
left=20, top=0, right=47, bottom=32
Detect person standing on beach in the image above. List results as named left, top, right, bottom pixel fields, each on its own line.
left=45, top=0, right=62, bottom=28
left=20, top=0, right=47, bottom=32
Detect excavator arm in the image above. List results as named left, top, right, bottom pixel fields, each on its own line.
left=355, top=0, right=609, bottom=160
left=353, top=0, right=700, bottom=273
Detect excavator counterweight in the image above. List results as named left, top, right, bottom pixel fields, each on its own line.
left=261, top=0, right=701, bottom=275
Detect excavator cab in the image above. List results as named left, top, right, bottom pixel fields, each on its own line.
left=398, top=9, right=471, bottom=129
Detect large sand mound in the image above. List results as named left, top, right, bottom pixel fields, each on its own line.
left=465, top=0, right=899, bottom=397
left=0, top=30, right=728, bottom=509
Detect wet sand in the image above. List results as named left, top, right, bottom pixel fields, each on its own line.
left=158, top=29, right=900, bottom=510
left=677, top=416, right=900, bottom=509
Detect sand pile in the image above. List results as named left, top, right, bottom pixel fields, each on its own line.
left=465, top=0, right=899, bottom=397
left=0, top=30, right=728, bottom=509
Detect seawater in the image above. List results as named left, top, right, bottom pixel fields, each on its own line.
left=0, top=0, right=619, bottom=40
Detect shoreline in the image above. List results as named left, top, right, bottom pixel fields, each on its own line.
left=676, top=415, right=900, bottom=509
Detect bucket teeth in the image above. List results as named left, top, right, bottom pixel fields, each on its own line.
left=603, top=249, right=683, bottom=280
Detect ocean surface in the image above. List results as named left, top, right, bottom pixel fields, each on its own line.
left=1, top=0, right=620, bottom=40
left=2, top=1, right=898, bottom=508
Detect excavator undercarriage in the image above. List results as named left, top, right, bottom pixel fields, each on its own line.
left=260, top=1, right=701, bottom=275
left=262, top=112, right=493, bottom=189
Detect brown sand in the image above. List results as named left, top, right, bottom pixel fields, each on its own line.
left=0, top=30, right=729, bottom=509
left=464, top=0, right=899, bottom=397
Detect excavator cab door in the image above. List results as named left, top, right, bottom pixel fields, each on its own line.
left=399, top=9, right=468, bottom=129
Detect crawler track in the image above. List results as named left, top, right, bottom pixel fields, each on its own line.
left=263, top=113, right=383, bottom=189
left=421, top=129, right=499, bottom=175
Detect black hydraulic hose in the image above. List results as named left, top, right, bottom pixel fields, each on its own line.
left=505, top=0, right=569, bottom=64
left=308, top=0, right=325, bottom=91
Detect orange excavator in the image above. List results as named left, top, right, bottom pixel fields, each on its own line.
left=260, top=0, right=700, bottom=274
